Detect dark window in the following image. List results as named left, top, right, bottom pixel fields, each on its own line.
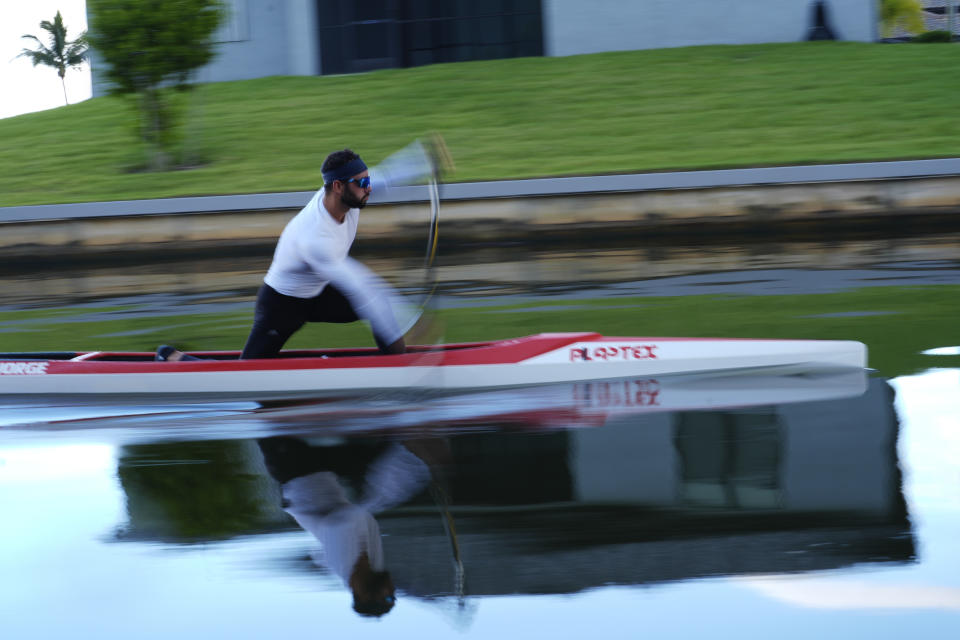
left=673, top=411, right=783, bottom=509
left=317, top=0, right=543, bottom=75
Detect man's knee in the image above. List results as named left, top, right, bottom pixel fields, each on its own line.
left=242, top=326, right=289, bottom=359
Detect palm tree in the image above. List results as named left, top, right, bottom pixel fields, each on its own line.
left=18, top=11, right=89, bottom=106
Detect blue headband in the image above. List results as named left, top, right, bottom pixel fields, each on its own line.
left=322, top=157, right=368, bottom=185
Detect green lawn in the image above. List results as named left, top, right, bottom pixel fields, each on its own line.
left=2, top=285, right=958, bottom=379
left=2, top=42, right=959, bottom=207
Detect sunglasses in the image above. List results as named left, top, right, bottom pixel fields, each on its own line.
left=342, top=176, right=371, bottom=189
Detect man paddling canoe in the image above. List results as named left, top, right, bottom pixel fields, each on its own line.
left=158, top=137, right=450, bottom=362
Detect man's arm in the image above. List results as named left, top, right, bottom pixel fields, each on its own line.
left=301, top=250, right=406, bottom=352
left=368, top=135, right=453, bottom=197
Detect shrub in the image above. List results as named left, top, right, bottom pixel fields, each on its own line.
left=881, top=0, right=925, bottom=37
left=913, top=30, right=954, bottom=43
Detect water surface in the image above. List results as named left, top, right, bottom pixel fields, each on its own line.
left=1, top=235, right=959, bottom=637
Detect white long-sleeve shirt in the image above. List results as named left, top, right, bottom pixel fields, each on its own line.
left=263, top=141, right=434, bottom=345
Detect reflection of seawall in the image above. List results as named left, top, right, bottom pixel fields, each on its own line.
left=3, top=235, right=960, bottom=308
left=380, top=377, right=910, bottom=597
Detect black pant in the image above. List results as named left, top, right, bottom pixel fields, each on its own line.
left=257, top=436, right=389, bottom=487
left=241, top=284, right=361, bottom=359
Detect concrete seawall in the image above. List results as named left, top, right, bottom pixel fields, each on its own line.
left=2, top=159, right=959, bottom=261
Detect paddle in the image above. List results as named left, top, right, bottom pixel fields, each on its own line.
left=401, top=134, right=451, bottom=345
left=431, top=478, right=466, bottom=604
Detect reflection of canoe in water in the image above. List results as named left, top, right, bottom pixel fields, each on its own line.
left=246, top=368, right=870, bottom=433
left=0, top=332, right=866, bottom=398
left=0, top=369, right=869, bottom=436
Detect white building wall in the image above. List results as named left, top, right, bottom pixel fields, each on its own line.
left=194, top=0, right=294, bottom=84
left=543, top=0, right=878, bottom=57
left=89, top=0, right=880, bottom=95
left=287, top=0, right=320, bottom=76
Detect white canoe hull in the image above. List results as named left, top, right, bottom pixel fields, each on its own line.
left=0, top=333, right=868, bottom=398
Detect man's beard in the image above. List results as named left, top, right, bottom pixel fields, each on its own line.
left=341, top=190, right=368, bottom=209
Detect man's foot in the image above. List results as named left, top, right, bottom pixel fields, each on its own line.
left=155, top=345, right=197, bottom=361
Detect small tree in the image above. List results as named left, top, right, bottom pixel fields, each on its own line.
left=880, top=0, right=926, bottom=37
left=86, top=0, right=224, bottom=171
left=18, top=11, right=89, bottom=106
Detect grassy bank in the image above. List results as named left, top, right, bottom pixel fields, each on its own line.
left=2, top=42, right=959, bottom=207
left=2, top=284, right=958, bottom=378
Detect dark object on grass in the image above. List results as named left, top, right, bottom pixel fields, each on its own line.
left=807, top=0, right=838, bottom=41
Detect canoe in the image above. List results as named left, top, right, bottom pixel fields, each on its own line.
left=0, top=332, right=867, bottom=398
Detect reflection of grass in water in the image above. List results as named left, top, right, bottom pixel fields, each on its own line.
left=0, top=307, right=123, bottom=322
left=0, top=286, right=957, bottom=377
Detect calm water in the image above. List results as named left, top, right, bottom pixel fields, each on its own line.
left=2, top=235, right=959, bottom=638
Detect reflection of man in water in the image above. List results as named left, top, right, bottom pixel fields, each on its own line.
left=258, top=437, right=434, bottom=617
